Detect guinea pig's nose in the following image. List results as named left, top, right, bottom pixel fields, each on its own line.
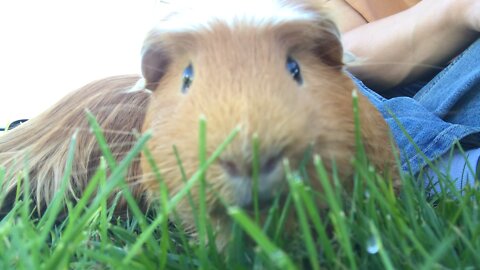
left=219, top=154, right=283, bottom=179
left=219, top=153, right=286, bottom=207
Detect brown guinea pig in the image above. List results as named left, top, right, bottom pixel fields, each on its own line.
left=0, top=0, right=398, bottom=248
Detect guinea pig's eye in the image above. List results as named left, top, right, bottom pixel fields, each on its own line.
left=286, top=57, right=302, bottom=85
left=181, top=64, right=194, bottom=93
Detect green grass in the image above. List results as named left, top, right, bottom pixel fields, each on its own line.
left=1, top=95, right=480, bottom=269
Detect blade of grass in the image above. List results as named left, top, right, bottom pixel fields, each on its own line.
left=293, top=173, right=335, bottom=266
left=43, top=131, right=152, bottom=270
left=141, top=143, right=171, bottom=270
left=369, top=221, right=394, bottom=270
left=37, top=131, right=77, bottom=244
left=228, top=206, right=297, bottom=270
left=351, top=89, right=366, bottom=165
left=419, top=234, right=457, bottom=270
left=284, top=160, right=320, bottom=270
left=273, top=193, right=292, bottom=242
left=252, top=133, right=260, bottom=224
left=314, top=155, right=356, bottom=270
left=98, top=158, right=109, bottom=249
left=86, top=111, right=158, bottom=252
left=197, top=115, right=214, bottom=267
left=20, top=160, right=31, bottom=221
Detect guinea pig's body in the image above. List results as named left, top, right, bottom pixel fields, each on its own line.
left=0, top=0, right=398, bottom=247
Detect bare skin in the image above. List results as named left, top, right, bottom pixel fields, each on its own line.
left=333, top=0, right=480, bottom=91
left=324, top=0, right=368, bottom=32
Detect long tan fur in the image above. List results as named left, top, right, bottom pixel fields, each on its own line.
left=0, top=75, right=150, bottom=215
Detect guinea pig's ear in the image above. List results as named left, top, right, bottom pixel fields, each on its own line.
left=141, top=39, right=171, bottom=91
left=312, top=18, right=344, bottom=69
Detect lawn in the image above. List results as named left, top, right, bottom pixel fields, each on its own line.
left=0, top=98, right=479, bottom=270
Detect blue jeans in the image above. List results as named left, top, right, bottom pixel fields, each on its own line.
left=351, top=38, right=480, bottom=176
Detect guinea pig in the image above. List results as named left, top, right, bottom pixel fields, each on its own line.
left=0, top=0, right=399, bottom=247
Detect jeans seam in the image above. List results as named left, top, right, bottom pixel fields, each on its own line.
left=403, top=124, right=460, bottom=169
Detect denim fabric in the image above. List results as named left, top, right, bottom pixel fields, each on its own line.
left=423, top=148, right=480, bottom=196
left=350, top=38, right=480, bottom=175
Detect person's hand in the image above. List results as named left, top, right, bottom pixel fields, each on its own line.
left=342, top=0, right=480, bottom=91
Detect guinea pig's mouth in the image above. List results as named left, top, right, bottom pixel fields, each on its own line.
left=231, top=180, right=288, bottom=212
left=241, top=193, right=286, bottom=213
left=225, top=172, right=288, bottom=211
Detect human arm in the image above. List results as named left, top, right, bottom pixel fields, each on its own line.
left=341, top=0, right=480, bottom=91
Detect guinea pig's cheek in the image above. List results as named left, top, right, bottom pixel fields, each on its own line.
left=203, top=169, right=236, bottom=206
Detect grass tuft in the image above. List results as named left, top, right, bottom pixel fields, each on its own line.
left=0, top=100, right=479, bottom=269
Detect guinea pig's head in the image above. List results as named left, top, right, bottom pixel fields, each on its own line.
left=139, top=0, right=396, bottom=230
